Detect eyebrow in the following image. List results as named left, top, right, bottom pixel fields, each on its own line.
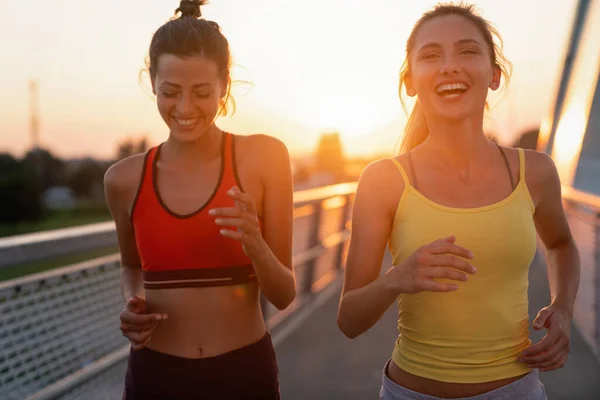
left=417, top=38, right=482, bottom=52
left=159, top=82, right=212, bottom=89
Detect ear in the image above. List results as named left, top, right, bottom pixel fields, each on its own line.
left=151, top=76, right=157, bottom=96
left=489, top=64, right=502, bottom=91
left=405, top=73, right=417, bottom=97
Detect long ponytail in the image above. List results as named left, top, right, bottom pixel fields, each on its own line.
left=397, top=54, right=429, bottom=154
left=399, top=101, right=429, bottom=154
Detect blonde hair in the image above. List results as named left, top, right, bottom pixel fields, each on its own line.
left=398, top=2, right=512, bottom=153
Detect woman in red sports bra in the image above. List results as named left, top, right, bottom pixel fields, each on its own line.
left=103, top=1, right=295, bottom=399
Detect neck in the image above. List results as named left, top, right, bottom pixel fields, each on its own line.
left=420, top=114, right=493, bottom=168
left=162, top=124, right=223, bottom=167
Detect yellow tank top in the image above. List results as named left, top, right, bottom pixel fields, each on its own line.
left=389, top=148, right=537, bottom=383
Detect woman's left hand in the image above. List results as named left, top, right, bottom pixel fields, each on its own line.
left=519, top=304, right=572, bottom=372
left=209, top=186, right=266, bottom=261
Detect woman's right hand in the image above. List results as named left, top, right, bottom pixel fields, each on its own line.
left=384, top=236, right=476, bottom=294
left=119, top=296, right=168, bottom=351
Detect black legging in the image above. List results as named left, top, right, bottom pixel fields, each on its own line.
left=123, top=332, right=280, bottom=400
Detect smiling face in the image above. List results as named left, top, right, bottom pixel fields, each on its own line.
left=405, top=14, right=501, bottom=122
left=151, top=54, right=227, bottom=143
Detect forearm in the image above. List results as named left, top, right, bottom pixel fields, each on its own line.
left=546, top=238, right=580, bottom=317
left=252, top=244, right=296, bottom=310
left=120, top=266, right=145, bottom=303
left=338, top=272, right=399, bottom=338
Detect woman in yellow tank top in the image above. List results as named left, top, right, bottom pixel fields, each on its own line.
left=337, top=3, right=580, bottom=399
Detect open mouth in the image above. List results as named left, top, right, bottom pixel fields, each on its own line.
left=173, top=117, right=200, bottom=130
left=435, top=82, right=469, bottom=100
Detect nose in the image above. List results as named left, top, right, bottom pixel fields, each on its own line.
left=176, top=93, right=195, bottom=116
left=440, top=55, right=460, bottom=75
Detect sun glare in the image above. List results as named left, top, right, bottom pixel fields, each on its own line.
left=312, top=99, right=380, bottom=139
left=551, top=2, right=600, bottom=187
left=552, top=104, right=587, bottom=185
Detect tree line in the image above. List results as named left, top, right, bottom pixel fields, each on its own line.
left=0, top=137, right=148, bottom=225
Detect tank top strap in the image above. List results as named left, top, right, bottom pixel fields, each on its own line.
left=145, top=145, right=159, bottom=181
left=130, top=145, right=159, bottom=222
left=219, top=131, right=243, bottom=194
left=517, top=147, right=536, bottom=211
left=517, top=148, right=526, bottom=182
left=391, top=158, right=411, bottom=187
left=220, top=131, right=238, bottom=187
left=138, top=145, right=159, bottom=194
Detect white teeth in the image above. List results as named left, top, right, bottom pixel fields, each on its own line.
left=174, top=117, right=199, bottom=127
left=436, top=83, right=468, bottom=93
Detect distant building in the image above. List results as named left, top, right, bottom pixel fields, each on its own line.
left=315, top=132, right=347, bottom=182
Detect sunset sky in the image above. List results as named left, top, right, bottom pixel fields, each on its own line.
left=2, top=0, right=576, bottom=159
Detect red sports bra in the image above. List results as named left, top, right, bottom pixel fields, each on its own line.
left=131, top=132, right=258, bottom=289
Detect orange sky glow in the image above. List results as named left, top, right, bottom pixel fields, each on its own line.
left=1, top=0, right=576, bottom=159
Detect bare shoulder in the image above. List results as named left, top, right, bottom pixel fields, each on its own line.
left=523, top=149, right=558, bottom=182
left=236, top=133, right=289, bottom=160
left=104, top=152, right=148, bottom=203
left=361, top=157, right=404, bottom=187
left=522, top=149, right=561, bottom=206
left=356, top=158, right=406, bottom=216
left=234, top=133, right=290, bottom=175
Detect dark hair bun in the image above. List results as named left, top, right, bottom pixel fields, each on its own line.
left=176, top=0, right=204, bottom=18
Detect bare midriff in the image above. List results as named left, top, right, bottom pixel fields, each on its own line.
left=144, top=283, right=266, bottom=358
left=386, top=361, right=528, bottom=398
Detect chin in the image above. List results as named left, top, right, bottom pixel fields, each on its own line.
left=440, top=110, right=472, bottom=121
left=429, top=107, right=469, bottom=122
left=170, top=124, right=212, bottom=142
left=432, top=99, right=482, bottom=121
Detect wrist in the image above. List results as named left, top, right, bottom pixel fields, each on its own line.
left=122, top=292, right=141, bottom=304
left=551, top=298, right=574, bottom=318
left=381, top=267, right=402, bottom=296
left=250, top=238, right=270, bottom=266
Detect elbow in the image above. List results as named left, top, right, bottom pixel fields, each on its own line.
left=547, top=235, right=578, bottom=253
left=336, top=304, right=360, bottom=339
left=281, top=271, right=297, bottom=309
left=272, top=282, right=296, bottom=311
left=274, top=301, right=292, bottom=311
left=273, top=291, right=295, bottom=310
left=546, top=237, right=580, bottom=264
left=337, top=316, right=359, bottom=339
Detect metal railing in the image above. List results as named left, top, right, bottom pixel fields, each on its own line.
left=562, top=185, right=600, bottom=362
left=0, top=222, right=117, bottom=269
left=0, top=182, right=357, bottom=400
left=8, top=178, right=598, bottom=398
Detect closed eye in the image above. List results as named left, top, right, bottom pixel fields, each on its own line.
left=421, top=53, right=440, bottom=60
